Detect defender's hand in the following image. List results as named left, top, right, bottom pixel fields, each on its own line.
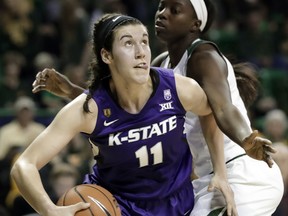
left=32, top=68, right=74, bottom=98
left=241, top=130, right=276, bottom=168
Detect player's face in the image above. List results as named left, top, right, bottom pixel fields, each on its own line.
left=155, top=0, right=197, bottom=43
left=108, top=24, right=151, bottom=84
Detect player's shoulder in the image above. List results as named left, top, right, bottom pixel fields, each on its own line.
left=189, top=40, right=222, bottom=62
left=151, top=51, right=169, bottom=67
left=151, top=67, right=176, bottom=82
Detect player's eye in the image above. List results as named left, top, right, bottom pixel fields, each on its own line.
left=142, top=39, right=148, bottom=46
left=125, top=40, right=133, bottom=46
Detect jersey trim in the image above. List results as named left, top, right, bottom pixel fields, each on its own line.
left=207, top=207, right=227, bottom=216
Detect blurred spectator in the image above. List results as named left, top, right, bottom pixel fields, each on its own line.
left=58, top=0, right=90, bottom=69
left=0, top=51, right=32, bottom=108
left=236, top=3, right=277, bottom=67
left=253, top=105, right=287, bottom=213
left=0, top=146, right=23, bottom=213
left=33, top=52, right=65, bottom=112
left=3, top=146, right=36, bottom=216
left=251, top=96, right=277, bottom=126
left=48, top=162, right=80, bottom=203
left=7, top=162, right=80, bottom=215
left=49, top=133, right=93, bottom=182
left=0, top=0, right=34, bottom=51
left=257, top=64, right=288, bottom=115
left=36, top=0, right=61, bottom=57
left=272, top=142, right=288, bottom=216
left=263, top=109, right=288, bottom=144
left=89, top=0, right=127, bottom=25
left=0, top=96, right=45, bottom=160
left=63, top=64, right=87, bottom=89
left=0, top=0, right=42, bottom=76
left=33, top=52, right=58, bottom=70
left=272, top=17, right=288, bottom=70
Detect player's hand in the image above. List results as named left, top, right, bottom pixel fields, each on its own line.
left=241, top=130, right=276, bottom=168
left=208, top=175, right=238, bottom=216
left=32, top=68, right=74, bottom=98
left=45, top=202, right=90, bottom=216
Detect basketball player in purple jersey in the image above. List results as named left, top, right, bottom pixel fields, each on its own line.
left=11, top=14, right=237, bottom=215
left=31, top=1, right=284, bottom=214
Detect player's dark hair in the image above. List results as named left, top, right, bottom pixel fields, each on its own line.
left=83, top=13, right=142, bottom=112
left=232, top=62, right=259, bottom=107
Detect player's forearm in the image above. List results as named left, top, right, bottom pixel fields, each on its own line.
left=214, top=105, right=252, bottom=149
left=11, top=161, right=56, bottom=215
left=199, top=114, right=226, bottom=176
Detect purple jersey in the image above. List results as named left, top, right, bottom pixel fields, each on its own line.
left=84, top=67, right=192, bottom=202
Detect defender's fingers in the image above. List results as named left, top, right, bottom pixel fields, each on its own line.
left=264, top=144, right=277, bottom=154
left=265, top=154, right=273, bottom=168
left=32, top=84, right=46, bottom=93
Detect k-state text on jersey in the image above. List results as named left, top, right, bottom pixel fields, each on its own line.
left=108, top=116, right=177, bottom=145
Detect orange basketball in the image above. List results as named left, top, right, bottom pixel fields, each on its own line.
left=57, top=184, right=121, bottom=216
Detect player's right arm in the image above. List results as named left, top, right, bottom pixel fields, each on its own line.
left=33, top=68, right=85, bottom=100
left=10, top=94, right=95, bottom=215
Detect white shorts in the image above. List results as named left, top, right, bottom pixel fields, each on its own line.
left=190, top=155, right=284, bottom=216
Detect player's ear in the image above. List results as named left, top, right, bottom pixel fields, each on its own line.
left=101, top=48, right=112, bottom=64
left=190, top=20, right=201, bottom=32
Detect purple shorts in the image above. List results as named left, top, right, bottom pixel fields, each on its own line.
left=83, top=174, right=194, bottom=216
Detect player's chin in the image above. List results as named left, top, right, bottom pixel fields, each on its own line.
left=133, top=69, right=150, bottom=80
left=155, top=29, right=165, bottom=38
left=155, top=25, right=171, bottom=36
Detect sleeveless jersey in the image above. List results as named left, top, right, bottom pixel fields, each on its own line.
left=160, top=39, right=250, bottom=178
left=85, top=67, right=192, bottom=200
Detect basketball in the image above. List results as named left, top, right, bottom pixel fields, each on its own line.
left=57, top=184, right=121, bottom=216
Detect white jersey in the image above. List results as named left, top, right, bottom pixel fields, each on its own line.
left=161, top=39, right=284, bottom=216
left=160, top=39, right=248, bottom=177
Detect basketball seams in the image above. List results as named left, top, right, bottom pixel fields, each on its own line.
left=60, top=190, right=68, bottom=206
left=74, top=186, right=95, bottom=216
left=57, top=184, right=121, bottom=216
left=83, top=184, right=118, bottom=215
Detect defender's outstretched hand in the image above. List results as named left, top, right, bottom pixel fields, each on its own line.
left=241, top=130, right=276, bottom=168
left=208, top=174, right=238, bottom=216
left=32, top=68, right=84, bottom=99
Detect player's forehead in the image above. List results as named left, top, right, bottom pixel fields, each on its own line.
left=113, top=24, right=149, bottom=40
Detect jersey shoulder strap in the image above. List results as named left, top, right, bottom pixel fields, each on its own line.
left=187, top=39, right=220, bottom=57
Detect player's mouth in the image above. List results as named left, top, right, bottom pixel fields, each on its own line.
left=155, top=20, right=166, bottom=30
left=134, top=63, right=148, bottom=70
